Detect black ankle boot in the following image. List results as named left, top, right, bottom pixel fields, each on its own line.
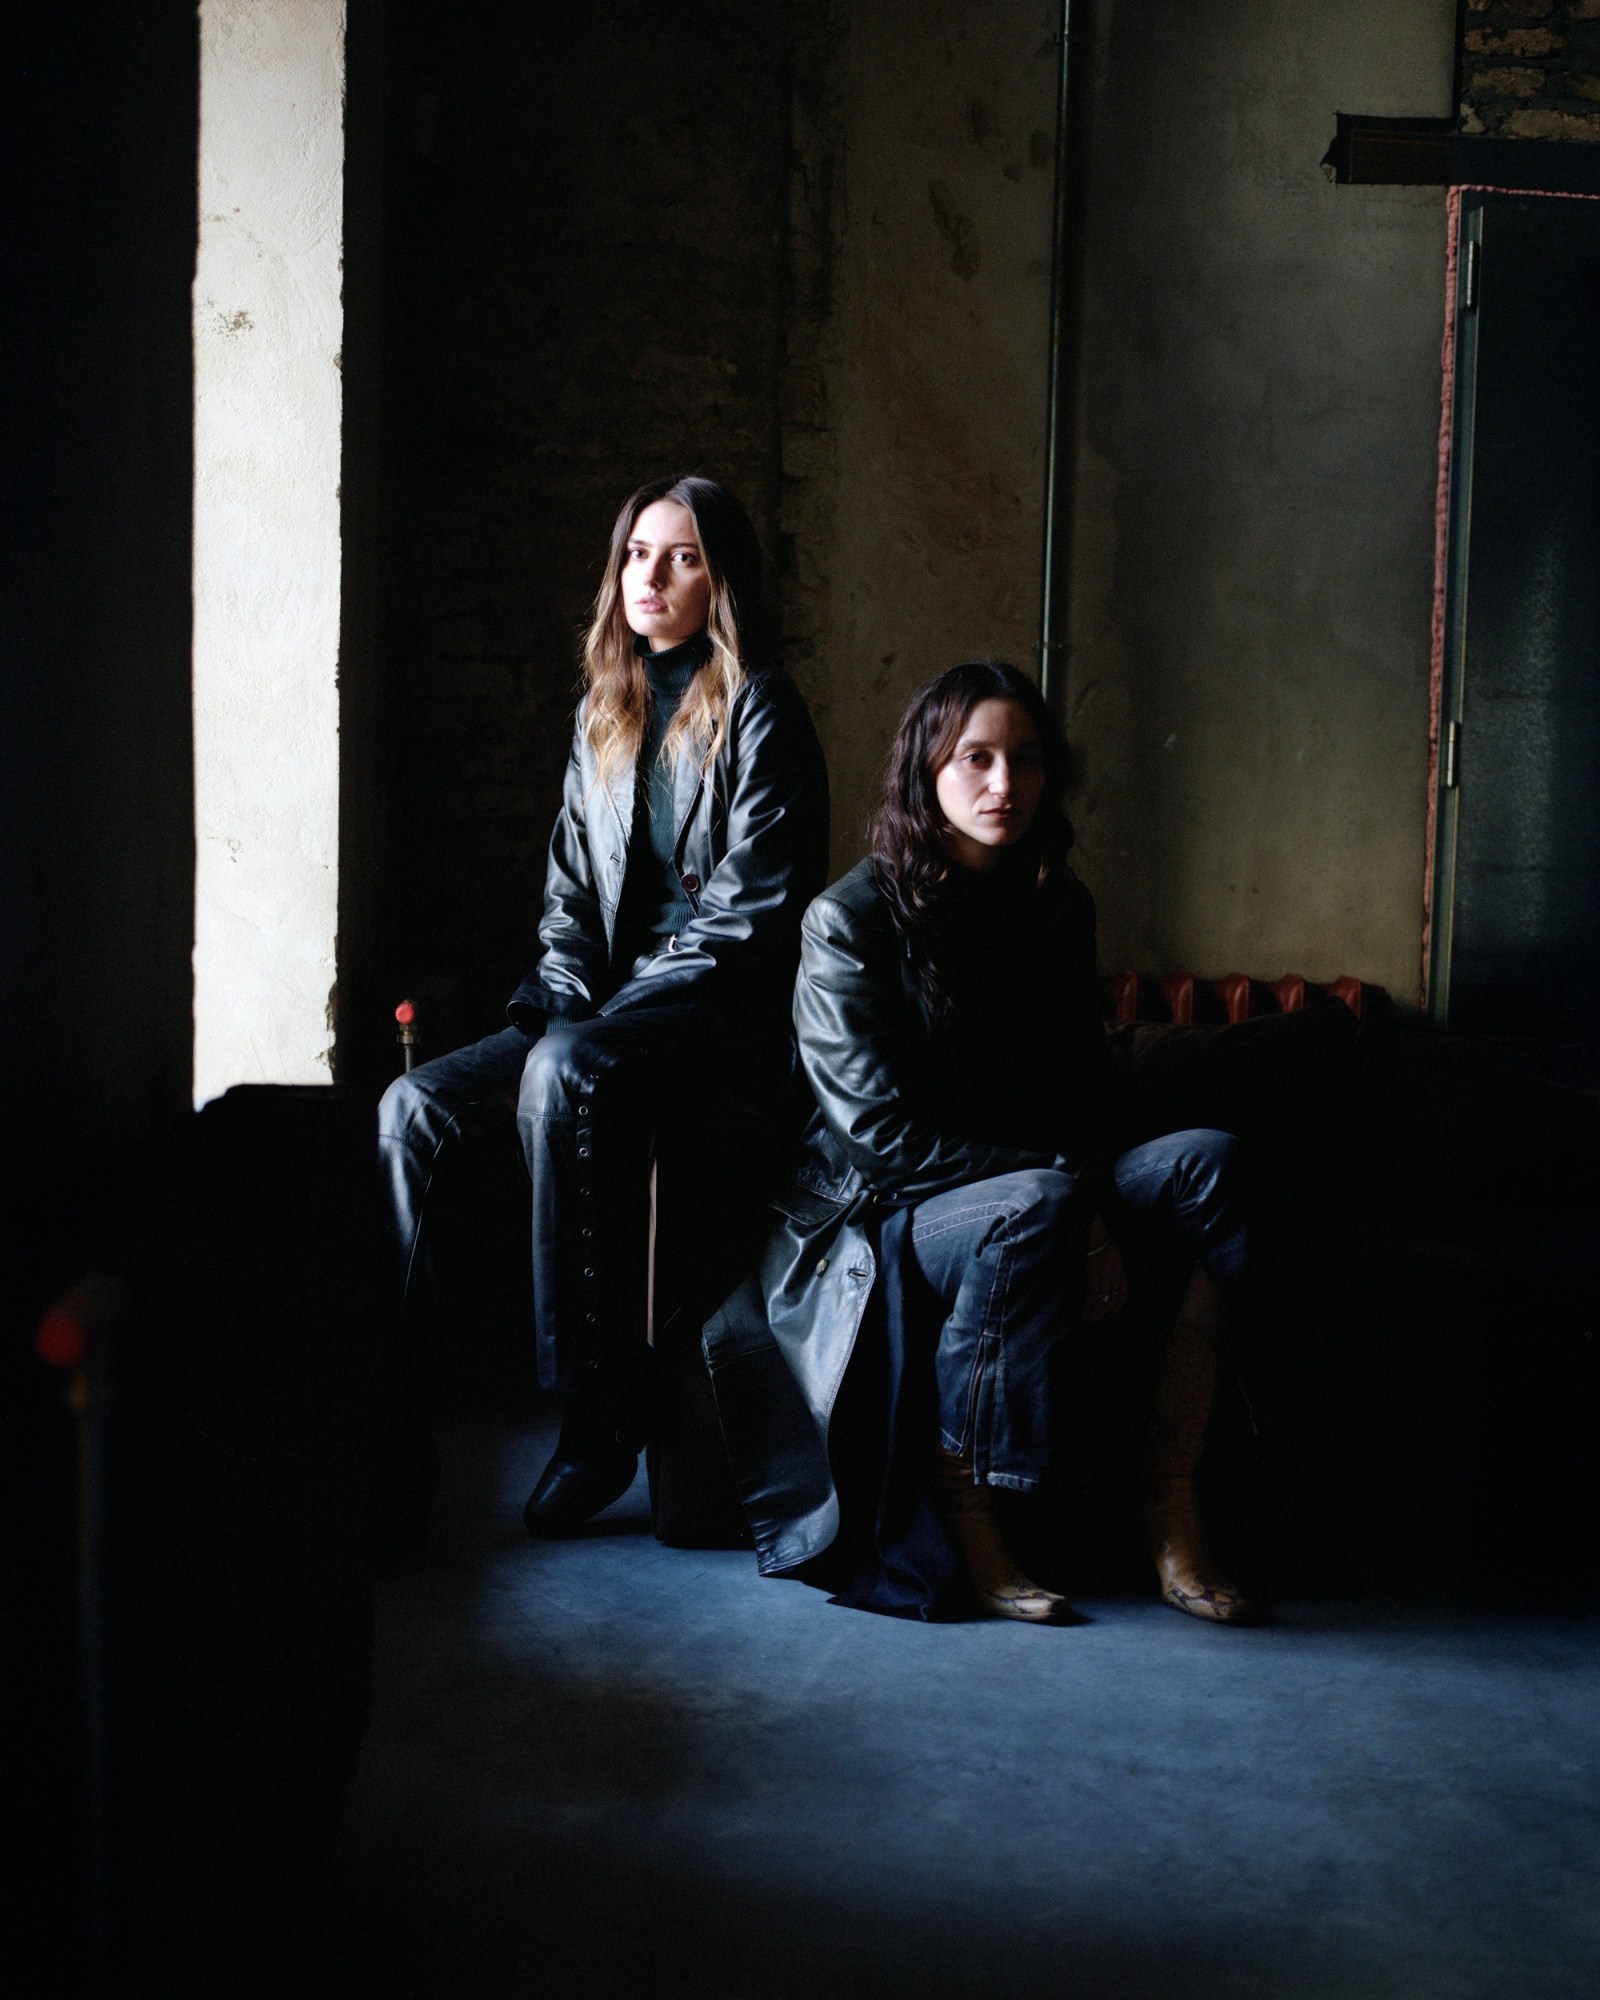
left=523, top=1406, right=639, bottom=1538
left=523, top=1438, right=638, bottom=1537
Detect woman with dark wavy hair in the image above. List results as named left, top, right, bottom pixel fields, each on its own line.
left=706, top=661, right=1251, bottom=1623
left=380, top=475, right=828, bottom=1539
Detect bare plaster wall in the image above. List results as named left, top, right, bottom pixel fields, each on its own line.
left=784, top=0, right=1062, bottom=870
left=1065, top=0, right=1458, bottom=1004
left=193, top=0, right=346, bottom=1103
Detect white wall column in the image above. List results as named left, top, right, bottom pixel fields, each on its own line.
left=192, top=0, right=346, bottom=1104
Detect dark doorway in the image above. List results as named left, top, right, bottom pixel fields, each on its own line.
left=1431, top=191, right=1600, bottom=1035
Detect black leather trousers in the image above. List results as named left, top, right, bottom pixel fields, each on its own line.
left=377, top=1001, right=785, bottom=1437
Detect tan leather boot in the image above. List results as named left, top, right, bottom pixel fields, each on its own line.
left=1144, top=1297, right=1256, bottom=1625
left=1143, top=1473, right=1254, bottom=1624
left=934, top=1450, right=1076, bottom=1624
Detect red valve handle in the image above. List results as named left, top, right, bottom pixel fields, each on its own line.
left=36, top=1307, right=88, bottom=1369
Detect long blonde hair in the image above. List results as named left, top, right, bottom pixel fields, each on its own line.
left=581, top=476, right=765, bottom=792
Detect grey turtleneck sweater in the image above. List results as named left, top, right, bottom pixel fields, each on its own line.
left=611, top=630, right=710, bottom=974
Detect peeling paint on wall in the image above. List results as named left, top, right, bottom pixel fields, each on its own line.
left=782, top=0, right=1058, bottom=873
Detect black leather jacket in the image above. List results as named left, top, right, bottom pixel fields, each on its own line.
left=789, top=857, right=1107, bottom=1209
left=705, top=855, right=1110, bottom=1575
left=508, top=665, right=830, bottom=1031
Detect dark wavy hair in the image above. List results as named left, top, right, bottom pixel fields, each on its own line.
left=869, top=660, right=1073, bottom=1021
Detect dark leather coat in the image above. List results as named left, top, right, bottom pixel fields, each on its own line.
left=704, top=856, right=1107, bottom=1575
left=508, top=666, right=830, bottom=1030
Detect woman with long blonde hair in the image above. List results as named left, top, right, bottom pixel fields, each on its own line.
left=380, top=476, right=829, bottom=1538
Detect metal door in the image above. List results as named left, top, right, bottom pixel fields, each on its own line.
left=1431, top=193, right=1600, bottom=1035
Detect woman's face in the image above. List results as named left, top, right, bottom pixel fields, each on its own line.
left=933, top=697, right=1047, bottom=871
left=620, top=498, right=712, bottom=650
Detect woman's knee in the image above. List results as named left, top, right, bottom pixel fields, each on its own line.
left=1136, top=1129, right=1247, bottom=1290
left=989, top=1167, right=1081, bottom=1245
left=378, top=1070, right=429, bottom=1146
left=1168, top=1127, right=1238, bottom=1197
left=519, top=1019, right=614, bottom=1122
left=382, top=1028, right=533, bottom=1146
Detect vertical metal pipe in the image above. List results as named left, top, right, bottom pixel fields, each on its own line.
left=1038, top=0, right=1078, bottom=707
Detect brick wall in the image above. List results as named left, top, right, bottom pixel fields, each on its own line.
left=371, top=0, right=789, bottom=1060
left=366, top=0, right=1056, bottom=1066
left=1460, top=1, right=1600, bottom=140
left=777, top=0, right=845, bottom=719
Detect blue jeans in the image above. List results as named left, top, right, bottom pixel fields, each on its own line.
left=909, top=1128, right=1245, bottom=1490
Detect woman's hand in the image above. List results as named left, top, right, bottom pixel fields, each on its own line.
left=1083, top=1213, right=1127, bottom=1324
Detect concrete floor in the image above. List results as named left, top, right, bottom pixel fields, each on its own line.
left=310, top=1407, right=1600, bottom=1999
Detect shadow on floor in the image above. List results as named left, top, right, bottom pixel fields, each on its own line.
left=294, top=1401, right=1600, bottom=2000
